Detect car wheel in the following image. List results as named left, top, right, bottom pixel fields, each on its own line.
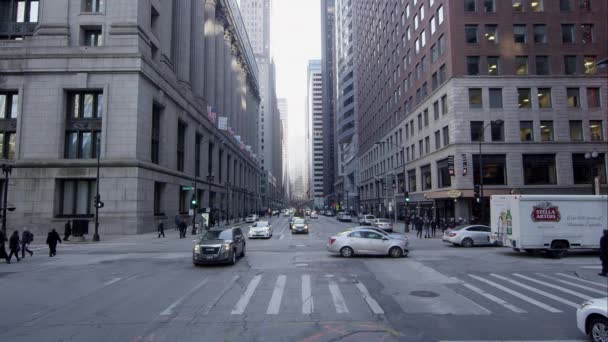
left=340, top=246, right=354, bottom=258
left=550, top=241, right=568, bottom=259
left=461, top=238, right=474, bottom=248
left=230, top=250, right=237, bottom=265
left=193, top=260, right=200, bottom=267
left=589, top=316, right=608, bottom=342
left=240, top=244, right=246, bottom=257
left=389, top=246, right=404, bottom=258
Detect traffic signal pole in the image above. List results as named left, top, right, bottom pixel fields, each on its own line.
left=192, top=181, right=197, bottom=235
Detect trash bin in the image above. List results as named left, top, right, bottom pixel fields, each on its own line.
left=72, top=220, right=90, bottom=237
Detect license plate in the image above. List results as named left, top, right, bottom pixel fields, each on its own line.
left=204, top=255, right=214, bottom=259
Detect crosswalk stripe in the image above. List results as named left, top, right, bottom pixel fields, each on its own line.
left=513, top=274, right=592, bottom=300
left=302, top=274, right=314, bottom=314
left=355, top=282, right=384, bottom=315
left=231, top=275, right=262, bottom=315
left=556, top=273, right=608, bottom=288
left=490, top=274, right=580, bottom=309
left=328, top=281, right=349, bottom=314
left=536, top=274, right=608, bottom=296
left=266, top=275, right=286, bottom=315
left=457, top=279, right=526, bottom=313
left=161, top=278, right=209, bottom=316
left=468, top=274, right=562, bottom=313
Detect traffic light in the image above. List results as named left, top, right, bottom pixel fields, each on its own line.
left=94, top=194, right=104, bottom=209
left=382, top=182, right=387, bottom=191
left=474, top=184, right=481, bottom=203
left=404, top=191, right=410, bottom=202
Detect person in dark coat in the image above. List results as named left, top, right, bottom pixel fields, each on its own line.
left=0, top=229, right=9, bottom=263
left=415, top=217, right=424, bottom=239
left=431, top=218, right=438, bottom=237
left=21, top=230, right=34, bottom=258
left=8, top=230, right=20, bottom=262
left=599, top=230, right=608, bottom=277
left=157, top=220, right=165, bottom=238
left=174, top=214, right=180, bottom=231
left=46, top=229, right=62, bottom=257
left=64, top=220, right=72, bottom=241
left=178, top=220, right=187, bottom=239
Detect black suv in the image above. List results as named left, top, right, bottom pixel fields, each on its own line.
left=193, top=227, right=245, bottom=266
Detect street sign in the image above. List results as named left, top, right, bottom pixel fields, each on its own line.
left=182, top=186, right=194, bottom=191
left=189, top=209, right=194, bottom=216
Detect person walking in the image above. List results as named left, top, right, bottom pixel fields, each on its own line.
left=21, top=230, right=34, bottom=258
left=174, top=214, right=180, bottom=232
left=423, top=217, right=430, bottom=238
left=63, top=220, right=72, bottom=241
left=0, top=229, right=9, bottom=263
left=415, top=217, right=423, bottom=239
left=8, top=230, right=20, bottom=262
left=431, top=218, right=438, bottom=237
left=599, top=229, right=608, bottom=277
left=46, top=229, right=62, bottom=257
left=178, top=219, right=187, bottom=239
left=157, top=220, right=165, bottom=238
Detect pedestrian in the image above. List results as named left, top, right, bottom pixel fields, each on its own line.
left=0, top=229, right=9, bottom=263
left=174, top=214, right=180, bottom=231
left=63, top=220, right=72, bottom=241
left=46, top=229, right=62, bottom=257
left=431, top=218, right=437, bottom=237
left=458, top=217, right=464, bottom=226
left=21, top=230, right=34, bottom=258
left=423, top=217, right=430, bottom=238
left=440, top=218, right=447, bottom=234
left=178, top=219, right=187, bottom=239
left=157, top=220, right=165, bottom=238
left=599, top=229, right=608, bottom=277
left=8, top=230, right=20, bottom=262
left=415, top=217, right=423, bottom=239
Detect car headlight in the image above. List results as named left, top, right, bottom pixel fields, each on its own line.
left=304, top=225, right=308, bottom=229
left=222, top=242, right=232, bottom=251
left=580, top=301, right=593, bottom=309
left=194, top=245, right=201, bottom=253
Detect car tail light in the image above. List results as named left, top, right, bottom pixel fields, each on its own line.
left=448, top=233, right=457, bottom=237
left=329, top=237, right=336, bottom=245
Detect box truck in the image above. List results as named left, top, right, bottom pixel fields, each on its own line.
left=490, top=195, right=608, bottom=258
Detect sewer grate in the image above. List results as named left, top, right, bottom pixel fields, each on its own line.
left=409, top=290, right=439, bottom=298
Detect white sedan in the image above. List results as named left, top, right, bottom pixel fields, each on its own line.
left=442, top=225, right=493, bottom=247
left=577, top=297, right=607, bottom=342
left=248, top=221, right=272, bottom=239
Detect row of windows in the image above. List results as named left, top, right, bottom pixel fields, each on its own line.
left=466, top=55, right=598, bottom=77
left=464, top=23, right=595, bottom=45
left=467, top=87, right=601, bottom=109
left=464, top=0, right=594, bottom=13
left=469, top=120, right=604, bottom=143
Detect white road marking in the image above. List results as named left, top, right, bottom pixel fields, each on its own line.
left=581, top=266, right=602, bottom=269
left=266, top=275, right=286, bottom=315
left=355, top=281, right=384, bottom=315
left=490, top=274, right=579, bottom=308
left=440, top=340, right=587, bottom=342
left=457, top=279, right=526, bottom=313
left=468, top=274, right=561, bottom=313
left=201, top=275, right=239, bottom=315
left=279, top=234, right=284, bottom=240
left=302, top=274, right=314, bottom=314
left=160, top=278, right=209, bottom=316
left=328, top=281, right=349, bottom=314
left=103, top=277, right=122, bottom=286
left=536, top=274, right=608, bottom=295
left=556, top=273, right=608, bottom=288
left=513, top=274, right=592, bottom=300
left=231, top=275, right=262, bottom=315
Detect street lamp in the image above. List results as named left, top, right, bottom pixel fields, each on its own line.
left=585, top=151, right=600, bottom=195
left=93, top=136, right=103, bottom=242
left=477, top=119, right=504, bottom=224
left=375, top=141, right=408, bottom=232
left=206, top=173, right=214, bottom=227
left=1, top=162, right=14, bottom=235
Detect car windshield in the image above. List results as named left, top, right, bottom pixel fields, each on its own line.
left=451, top=225, right=468, bottom=231
left=200, top=230, right=232, bottom=241
left=293, top=218, right=306, bottom=224
left=254, top=221, right=269, bottom=227
left=378, top=219, right=390, bottom=223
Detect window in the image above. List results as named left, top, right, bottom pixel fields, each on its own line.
left=569, top=120, right=583, bottom=141
left=421, top=165, right=432, bottom=190
left=83, top=0, right=103, bottom=12
left=513, top=25, right=527, bottom=43
left=153, top=182, right=164, bottom=216
left=438, top=34, right=445, bottom=55
left=469, top=88, right=482, bottom=108
left=414, top=14, right=418, bottom=30
left=562, top=24, right=575, bottom=43
left=520, top=121, right=534, bottom=141
left=419, top=140, right=423, bottom=156
left=489, top=88, right=502, bottom=108
left=424, top=109, right=429, bottom=127
left=442, top=126, right=450, bottom=145
left=12, top=0, right=39, bottom=23
left=437, top=5, right=444, bottom=24
left=179, top=187, right=189, bottom=214
left=564, top=55, right=577, bottom=75
left=533, top=25, right=547, bottom=44
left=515, top=56, right=528, bottom=75
left=467, top=56, right=479, bottom=75
left=584, top=56, right=596, bottom=75
left=0, top=132, right=16, bottom=160
left=65, top=91, right=102, bottom=159
left=0, top=92, right=18, bottom=119
left=540, top=121, right=554, bottom=141
left=590, top=121, right=604, bottom=141
left=523, top=154, right=557, bottom=185
left=418, top=114, right=422, bottom=130
left=420, top=5, right=425, bottom=20
left=195, top=133, right=202, bottom=177
left=491, top=121, right=504, bottom=141
left=433, top=101, right=439, bottom=120
left=83, top=27, right=103, bottom=46
left=567, top=88, right=580, bottom=108
left=415, top=39, right=420, bottom=53
left=434, top=130, right=441, bottom=149
left=151, top=104, right=161, bottom=164
left=437, top=158, right=452, bottom=187
left=580, top=24, right=594, bottom=44
left=487, top=56, right=499, bottom=75
left=531, top=0, right=543, bottom=11
left=430, top=16, right=436, bottom=35
left=470, top=121, right=484, bottom=141
left=587, top=88, right=600, bottom=108
left=441, top=95, right=448, bottom=115
left=535, top=56, right=549, bottom=75
left=518, top=88, right=531, bottom=108
left=407, top=27, right=411, bottom=41
left=484, top=0, right=496, bottom=12
left=430, top=44, right=438, bottom=63
left=57, top=179, right=96, bottom=217
left=431, top=72, right=438, bottom=90
left=408, top=169, right=417, bottom=192
left=465, top=25, right=478, bottom=43
left=439, top=64, right=446, bottom=83
left=538, top=88, right=552, bottom=108
left=464, top=0, right=476, bottom=12
left=560, top=0, right=572, bottom=11
left=573, top=153, right=606, bottom=185
left=177, top=121, right=186, bottom=172
left=485, top=25, right=498, bottom=43
left=512, top=0, right=524, bottom=11
left=425, top=136, right=430, bottom=153
left=420, top=30, right=426, bottom=47
left=579, top=0, right=592, bottom=11
left=473, top=155, right=507, bottom=185
left=406, top=3, right=411, bottom=18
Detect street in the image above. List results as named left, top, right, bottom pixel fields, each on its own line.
left=0, top=215, right=605, bottom=342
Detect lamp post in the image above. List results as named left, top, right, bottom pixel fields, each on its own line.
left=225, top=181, right=232, bottom=224
left=477, top=119, right=504, bottom=225
left=375, top=141, right=408, bottom=232
left=585, top=151, right=599, bottom=195
left=206, top=174, right=214, bottom=227
left=1, top=163, right=13, bottom=235
left=93, top=135, right=102, bottom=242
left=191, top=180, right=197, bottom=235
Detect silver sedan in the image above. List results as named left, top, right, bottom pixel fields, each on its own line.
left=327, top=228, right=409, bottom=258
left=442, top=225, right=494, bottom=247
left=337, top=226, right=409, bottom=246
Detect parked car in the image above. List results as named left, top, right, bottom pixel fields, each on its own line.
left=327, top=228, right=408, bottom=258
left=337, top=226, right=408, bottom=246
left=193, top=227, right=245, bottom=265
left=337, top=212, right=353, bottom=222
left=577, top=297, right=607, bottom=342
left=245, top=214, right=258, bottom=223
left=371, top=218, right=394, bottom=232
left=310, top=211, right=319, bottom=219
left=359, top=214, right=376, bottom=225
left=326, top=210, right=336, bottom=217
left=291, top=218, right=309, bottom=234
left=248, top=221, right=273, bottom=239
left=442, top=225, right=493, bottom=247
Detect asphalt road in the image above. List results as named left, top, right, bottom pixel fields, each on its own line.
left=0, top=215, right=605, bottom=342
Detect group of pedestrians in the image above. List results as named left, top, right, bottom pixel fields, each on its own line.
left=1, top=227, right=65, bottom=264
left=412, top=216, right=438, bottom=239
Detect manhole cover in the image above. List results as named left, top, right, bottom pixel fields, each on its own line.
left=410, top=290, right=439, bottom=298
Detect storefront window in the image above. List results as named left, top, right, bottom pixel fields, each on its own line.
left=437, top=158, right=452, bottom=188
left=573, top=153, right=606, bottom=184
left=473, top=155, right=507, bottom=185
left=421, top=165, right=432, bottom=190
left=523, top=154, right=557, bottom=185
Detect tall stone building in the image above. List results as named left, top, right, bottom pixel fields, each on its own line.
left=353, top=0, right=607, bottom=222
left=321, top=0, right=337, bottom=207
left=278, top=98, right=289, bottom=200
left=0, top=0, right=262, bottom=234
left=306, top=60, right=324, bottom=206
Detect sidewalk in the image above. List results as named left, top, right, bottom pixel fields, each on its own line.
left=575, top=264, right=608, bottom=283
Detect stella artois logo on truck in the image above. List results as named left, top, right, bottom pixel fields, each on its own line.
left=531, top=202, right=561, bottom=222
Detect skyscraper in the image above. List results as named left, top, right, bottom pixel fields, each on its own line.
left=307, top=60, right=324, bottom=205
left=321, top=0, right=337, bottom=206
left=278, top=98, right=290, bottom=199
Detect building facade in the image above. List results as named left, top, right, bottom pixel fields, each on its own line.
left=0, top=0, right=262, bottom=235
left=321, top=0, right=337, bottom=207
left=278, top=98, right=290, bottom=200
left=353, top=0, right=607, bottom=222
left=306, top=60, right=324, bottom=206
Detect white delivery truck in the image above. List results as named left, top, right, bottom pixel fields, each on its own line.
left=490, top=195, right=608, bottom=258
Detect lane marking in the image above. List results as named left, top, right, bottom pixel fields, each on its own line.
left=536, top=274, right=608, bottom=295
left=201, top=275, right=239, bottom=315
left=512, top=274, right=592, bottom=300
left=160, top=278, right=209, bottom=316
left=556, top=273, right=608, bottom=288
left=328, top=281, right=349, bottom=314
left=468, top=274, right=561, bottom=313
left=456, top=278, right=526, bottom=313
left=490, top=274, right=579, bottom=308
left=103, top=277, right=122, bottom=286
left=302, top=274, right=314, bottom=314
left=581, top=266, right=602, bottom=269
left=231, top=275, right=262, bottom=315
left=279, top=234, right=284, bottom=240
left=440, top=340, right=587, bottom=342
left=355, top=281, right=384, bottom=315
left=266, top=275, right=286, bottom=315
